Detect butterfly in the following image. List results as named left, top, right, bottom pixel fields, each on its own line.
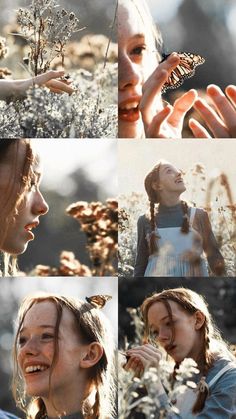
left=85, top=294, right=112, bottom=309
left=161, top=52, right=205, bottom=93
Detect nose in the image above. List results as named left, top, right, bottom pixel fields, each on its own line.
left=118, top=52, right=142, bottom=90
left=19, top=337, right=40, bottom=358
left=32, top=190, right=49, bottom=216
left=157, top=327, right=170, bottom=346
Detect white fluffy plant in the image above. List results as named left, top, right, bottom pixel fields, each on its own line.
left=16, top=0, right=83, bottom=75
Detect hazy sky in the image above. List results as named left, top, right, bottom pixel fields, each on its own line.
left=33, top=139, right=117, bottom=196
left=118, top=139, right=236, bottom=205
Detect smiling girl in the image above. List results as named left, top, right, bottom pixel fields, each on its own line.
left=118, top=0, right=236, bottom=139
left=134, top=160, right=225, bottom=277
left=12, top=293, right=116, bottom=419
left=123, top=287, right=236, bottom=418
left=0, top=139, right=48, bottom=275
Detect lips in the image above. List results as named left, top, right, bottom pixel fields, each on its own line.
left=119, top=97, right=141, bottom=123
left=24, top=362, right=50, bottom=375
left=24, top=221, right=39, bottom=240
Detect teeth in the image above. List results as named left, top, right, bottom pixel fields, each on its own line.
left=25, top=365, right=48, bottom=373
left=120, top=101, right=139, bottom=110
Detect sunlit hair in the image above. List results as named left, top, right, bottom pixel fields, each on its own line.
left=0, top=139, right=34, bottom=276
left=144, top=160, right=189, bottom=255
left=120, top=0, right=163, bottom=62
left=12, top=293, right=116, bottom=419
left=141, top=287, right=235, bottom=414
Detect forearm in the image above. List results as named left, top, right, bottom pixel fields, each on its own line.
left=0, top=79, right=33, bottom=100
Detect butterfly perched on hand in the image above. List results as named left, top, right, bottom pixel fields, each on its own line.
left=85, top=295, right=112, bottom=309
left=161, top=52, right=205, bottom=93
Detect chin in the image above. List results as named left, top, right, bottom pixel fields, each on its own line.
left=118, top=120, right=143, bottom=139
left=2, top=242, right=29, bottom=255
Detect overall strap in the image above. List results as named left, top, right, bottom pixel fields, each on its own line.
left=208, top=364, right=233, bottom=388
left=189, top=207, right=196, bottom=228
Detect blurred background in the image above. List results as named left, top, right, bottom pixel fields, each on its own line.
left=118, top=139, right=236, bottom=204
left=147, top=0, right=236, bottom=90
left=119, top=277, right=236, bottom=350
left=18, top=139, right=117, bottom=274
left=0, top=276, right=118, bottom=416
left=0, top=0, right=117, bottom=77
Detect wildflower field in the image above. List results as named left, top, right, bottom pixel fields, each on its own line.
left=0, top=0, right=117, bottom=138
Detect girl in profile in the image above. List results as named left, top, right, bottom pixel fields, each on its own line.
left=12, top=293, right=116, bottom=419
left=134, top=160, right=225, bottom=276
left=0, top=139, right=48, bottom=275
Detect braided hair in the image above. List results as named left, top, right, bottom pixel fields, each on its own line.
left=144, top=161, right=190, bottom=255
left=141, top=288, right=232, bottom=414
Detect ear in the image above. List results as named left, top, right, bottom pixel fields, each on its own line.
left=194, top=310, right=205, bottom=330
left=79, top=342, right=104, bottom=369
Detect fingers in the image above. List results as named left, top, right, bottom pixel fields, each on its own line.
left=207, top=85, right=236, bottom=137
left=126, top=344, right=162, bottom=369
left=145, top=105, right=173, bottom=138
left=34, top=70, right=65, bottom=85
left=123, top=356, right=144, bottom=377
left=140, top=53, right=180, bottom=126
left=194, top=97, right=228, bottom=138
left=189, top=118, right=212, bottom=138
left=45, top=79, right=75, bottom=94
left=168, top=89, right=197, bottom=127
left=226, top=85, right=236, bottom=107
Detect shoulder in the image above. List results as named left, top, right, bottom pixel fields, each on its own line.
left=137, top=214, right=150, bottom=227
left=207, top=356, right=236, bottom=390
left=0, top=411, right=19, bottom=419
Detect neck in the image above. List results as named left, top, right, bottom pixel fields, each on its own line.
left=159, top=193, right=181, bottom=207
left=43, top=380, right=93, bottom=418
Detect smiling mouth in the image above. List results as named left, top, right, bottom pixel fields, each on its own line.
left=25, top=364, right=49, bottom=374
left=119, top=101, right=140, bottom=123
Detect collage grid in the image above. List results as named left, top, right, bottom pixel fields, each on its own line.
left=0, top=0, right=236, bottom=418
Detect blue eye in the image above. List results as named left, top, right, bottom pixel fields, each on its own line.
left=131, top=46, right=146, bottom=56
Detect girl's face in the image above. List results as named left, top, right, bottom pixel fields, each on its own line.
left=0, top=141, right=48, bottom=255
left=118, top=0, right=160, bottom=138
left=147, top=300, right=201, bottom=363
left=18, top=301, right=84, bottom=400
left=154, top=163, right=186, bottom=196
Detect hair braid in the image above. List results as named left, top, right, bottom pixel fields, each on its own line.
left=192, top=321, right=212, bottom=414
left=149, top=201, right=158, bottom=254
left=180, top=200, right=190, bottom=234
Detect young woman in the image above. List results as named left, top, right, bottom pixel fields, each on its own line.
left=134, top=160, right=225, bottom=277
left=12, top=293, right=116, bottom=419
left=0, top=70, right=74, bottom=100
left=124, top=287, right=236, bottom=418
left=118, top=0, right=236, bottom=139
left=0, top=139, right=48, bottom=275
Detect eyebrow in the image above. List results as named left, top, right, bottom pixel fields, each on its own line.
left=20, top=325, right=55, bottom=333
left=163, top=166, right=172, bottom=172
left=130, top=34, right=145, bottom=41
